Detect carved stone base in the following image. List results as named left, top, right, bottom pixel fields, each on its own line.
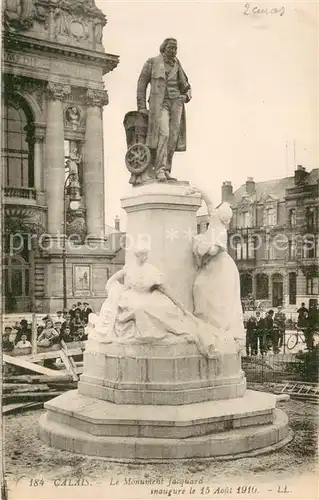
left=77, top=339, right=246, bottom=405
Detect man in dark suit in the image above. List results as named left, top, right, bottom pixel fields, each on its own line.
left=81, top=302, right=92, bottom=325
left=255, top=311, right=265, bottom=355
left=69, top=304, right=77, bottom=320
left=246, top=315, right=257, bottom=355
left=274, top=306, right=286, bottom=351
left=264, top=310, right=275, bottom=352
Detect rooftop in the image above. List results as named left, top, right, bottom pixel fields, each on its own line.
left=232, top=168, right=318, bottom=205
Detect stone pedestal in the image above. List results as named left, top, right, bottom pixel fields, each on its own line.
left=39, top=181, right=291, bottom=460
left=78, top=340, right=246, bottom=405
left=39, top=337, right=291, bottom=460
left=121, top=181, right=201, bottom=311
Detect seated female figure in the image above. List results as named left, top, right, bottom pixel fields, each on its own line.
left=88, top=247, right=220, bottom=358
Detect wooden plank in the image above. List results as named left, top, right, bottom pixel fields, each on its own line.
left=3, top=374, right=72, bottom=384
left=61, top=340, right=79, bottom=381
left=3, top=402, right=43, bottom=415
left=7, top=344, right=62, bottom=358
left=3, top=392, right=62, bottom=404
left=31, top=313, right=38, bottom=354
left=15, top=347, right=82, bottom=363
left=59, top=366, right=83, bottom=376
left=17, top=350, right=62, bottom=362
left=3, top=384, right=49, bottom=393
left=3, top=354, right=59, bottom=377
left=59, top=350, right=78, bottom=382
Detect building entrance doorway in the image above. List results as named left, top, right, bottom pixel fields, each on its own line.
left=272, top=273, right=283, bottom=307
left=240, top=273, right=253, bottom=298
left=3, top=254, right=31, bottom=312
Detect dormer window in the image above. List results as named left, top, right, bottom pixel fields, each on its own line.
left=288, top=208, right=296, bottom=227
left=237, top=209, right=251, bottom=228
left=265, top=206, right=276, bottom=226
left=305, top=207, right=316, bottom=230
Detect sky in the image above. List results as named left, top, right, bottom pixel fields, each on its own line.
left=94, top=0, right=318, bottom=229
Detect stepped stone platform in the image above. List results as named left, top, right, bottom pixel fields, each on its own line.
left=39, top=340, right=291, bottom=460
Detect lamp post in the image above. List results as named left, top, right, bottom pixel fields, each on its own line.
left=62, top=175, right=70, bottom=310
left=62, top=175, right=81, bottom=310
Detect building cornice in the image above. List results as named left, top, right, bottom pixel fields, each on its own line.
left=3, top=33, right=119, bottom=75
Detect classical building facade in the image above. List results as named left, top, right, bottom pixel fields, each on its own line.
left=197, top=166, right=319, bottom=309
left=2, top=0, right=123, bottom=313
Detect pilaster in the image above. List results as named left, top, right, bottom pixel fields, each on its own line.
left=83, top=89, right=108, bottom=238
left=45, top=82, right=71, bottom=234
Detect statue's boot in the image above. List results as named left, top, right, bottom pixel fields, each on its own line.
left=156, top=170, right=167, bottom=181
left=165, top=171, right=177, bottom=181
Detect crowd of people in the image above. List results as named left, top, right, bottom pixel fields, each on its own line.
left=245, top=302, right=319, bottom=356
left=3, top=299, right=318, bottom=357
left=2, top=302, right=93, bottom=352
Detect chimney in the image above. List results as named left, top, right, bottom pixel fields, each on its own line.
left=245, top=177, right=255, bottom=195
left=294, top=165, right=308, bottom=185
left=114, top=215, right=120, bottom=231
left=221, top=181, right=233, bottom=202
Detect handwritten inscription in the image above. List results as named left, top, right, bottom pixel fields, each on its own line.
left=244, top=3, right=285, bottom=17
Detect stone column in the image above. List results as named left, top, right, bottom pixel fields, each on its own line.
left=33, top=125, right=45, bottom=198
left=252, top=271, right=257, bottom=298
left=121, top=182, right=201, bottom=311
left=84, top=89, right=108, bottom=239
left=45, top=82, right=70, bottom=234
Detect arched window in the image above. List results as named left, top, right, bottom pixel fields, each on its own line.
left=288, top=208, right=296, bottom=227
left=272, top=273, right=284, bottom=307
left=303, top=235, right=316, bottom=259
left=266, top=207, right=276, bottom=226
left=233, top=237, right=244, bottom=260
left=289, top=272, right=297, bottom=305
left=255, top=273, right=269, bottom=300
left=240, top=273, right=253, bottom=298
left=2, top=95, right=34, bottom=188
left=288, top=239, right=296, bottom=260
left=238, top=210, right=251, bottom=229
left=305, top=207, right=316, bottom=230
left=306, top=276, right=319, bottom=296
left=3, top=255, right=30, bottom=299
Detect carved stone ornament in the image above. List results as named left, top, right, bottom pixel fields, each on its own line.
left=3, top=0, right=49, bottom=31
left=3, top=0, right=35, bottom=30
left=237, top=196, right=253, bottom=210
left=47, top=82, right=71, bottom=101
left=86, top=88, right=108, bottom=107
left=65, top=105, right=82, bottom=130
left=4, top=74, right=45, bottom=109
left=52, top=0, right=105, bottom=41
left=67, top=216, right=86, bottom=241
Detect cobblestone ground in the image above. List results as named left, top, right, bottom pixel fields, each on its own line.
left=4, top=396, right=317, bottom=493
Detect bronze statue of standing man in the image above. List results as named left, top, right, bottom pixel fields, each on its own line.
left=137, top=38, right=192, bottom=181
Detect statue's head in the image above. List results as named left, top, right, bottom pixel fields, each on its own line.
left=160, top=38, right=177, bottom=59
left=217, top=203, right=233, bottom=226
left=134, top=245, right=149, bottom=265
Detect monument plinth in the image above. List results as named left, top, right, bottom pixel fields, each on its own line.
left=121, top=181, right=201, bottom=310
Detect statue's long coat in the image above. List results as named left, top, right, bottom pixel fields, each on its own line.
left=137, top=54, right=191, bottom=152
